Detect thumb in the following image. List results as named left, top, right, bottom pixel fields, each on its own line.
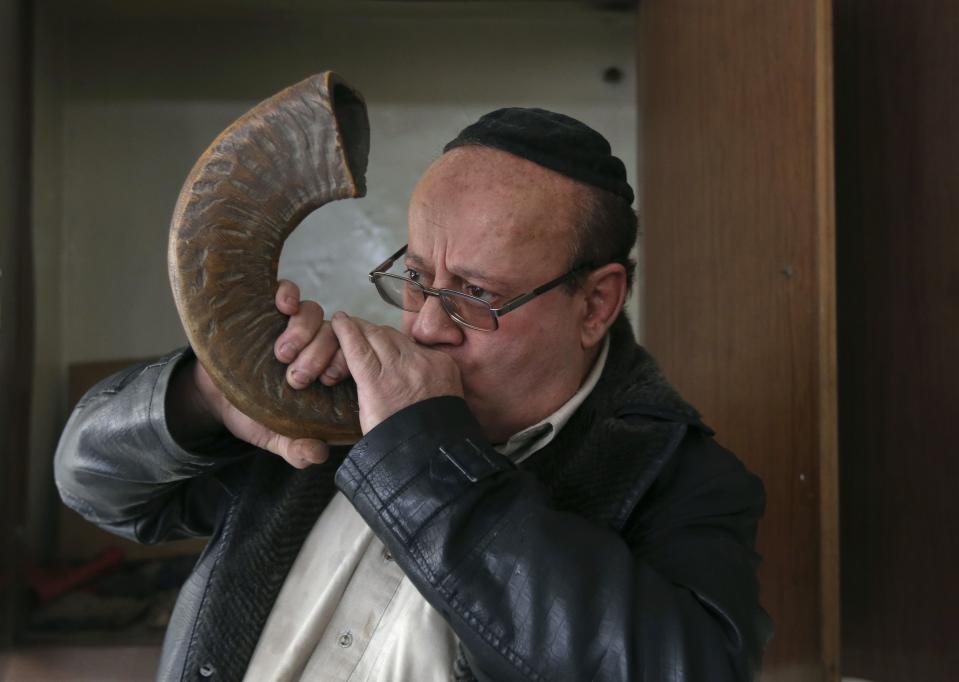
left=330, top=312, right=381, bottom=381
left=261, top=429, right=329, bottom=469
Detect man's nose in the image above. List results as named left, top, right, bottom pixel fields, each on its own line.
left=410, top=294, right=464, bottom=347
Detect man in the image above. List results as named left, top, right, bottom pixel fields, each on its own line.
left=56, top=108, right=770, bottom=681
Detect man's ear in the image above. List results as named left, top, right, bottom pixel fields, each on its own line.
left=579, top=263, right=628, bottom=349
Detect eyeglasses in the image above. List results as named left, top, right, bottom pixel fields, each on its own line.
left=368, top=245, right=590, bottom=331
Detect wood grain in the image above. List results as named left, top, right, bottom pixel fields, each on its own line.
left=168, top=72, right=368, bottom=443
left=637, top=1, right=838, bottom=679
left=834, top=2, right=959, bottom=680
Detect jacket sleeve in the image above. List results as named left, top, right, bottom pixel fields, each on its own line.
left=54, top=348, right=255, bottom=544
left=335, top=396, right=768, bottom=682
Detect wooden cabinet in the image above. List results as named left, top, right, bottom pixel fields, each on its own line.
left=638, top=2, right=839, bottom=679
left=640, top=1, right=959, bottom=680
left=834, top=1, right=959, bottom=680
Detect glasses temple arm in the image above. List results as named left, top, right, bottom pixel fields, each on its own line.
left=493, top=266, right=589, bottom=317
left=369, top=244, right=409, bottom=277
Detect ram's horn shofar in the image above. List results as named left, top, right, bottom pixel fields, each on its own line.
left=168, top=72, right=367, bottom=443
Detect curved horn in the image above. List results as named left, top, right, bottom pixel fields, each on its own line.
left=168, top=72, right=366, bottom=443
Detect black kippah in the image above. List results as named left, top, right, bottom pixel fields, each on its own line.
left=443, top=107, right=634, bottom=205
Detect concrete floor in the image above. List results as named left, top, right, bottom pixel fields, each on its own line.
left=0, top=645, right=161, bottom=682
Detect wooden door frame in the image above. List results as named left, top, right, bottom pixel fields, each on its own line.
left=0, top=0, right=34, bottom=648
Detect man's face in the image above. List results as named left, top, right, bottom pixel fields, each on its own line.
left=402, top=147, right=595, bottom=442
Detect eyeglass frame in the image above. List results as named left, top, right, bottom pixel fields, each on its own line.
left=368, top=244, right=593, bottom=332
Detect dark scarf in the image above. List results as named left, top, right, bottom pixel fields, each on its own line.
left=180, top=314, right=702, bottom=681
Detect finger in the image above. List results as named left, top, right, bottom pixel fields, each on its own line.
left=319, top=348, right=349, bottom=386
left=264, top=431, right=329, bottom=468
left=275, top=280, right=301, bottom=316
left=287, top=322, right=339, bottom=389
left=275, top=300, right=325, bottom=363
left=344, top=315, right=403, bottom=364
left=290, top=438, right=330, bottom=467
left=330, top=311, right=383, bottom=379
left=221, top=402, right=330, bottom=468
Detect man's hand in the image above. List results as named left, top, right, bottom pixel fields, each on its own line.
left=168, top=280, right=347, bottom=469
left=273, top=280, right=350, bottom=388
left=330, top=311, right=464, bottom=434
left=170, top=282, right=456, bottom=462
left=188, top=359, right=330, bottom=468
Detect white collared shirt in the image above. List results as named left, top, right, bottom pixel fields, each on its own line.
left=244, top=336, right=610, bottom=682
left=494, top=335, right=609, bottom=464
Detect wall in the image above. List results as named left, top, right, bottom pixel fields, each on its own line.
left=29, top=1, right=637, bottom=554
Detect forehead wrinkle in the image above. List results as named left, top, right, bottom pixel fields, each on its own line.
left=450, top=261, right=515, bottom=290
left=409, top=146, right=582, bottom=289
left=406, top=249, right=514, bottom=290
left=404, top=250, right=433, bottom=273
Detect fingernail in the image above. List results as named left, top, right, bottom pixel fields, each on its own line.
left=332, top=311, right=347, bottom=321
left=322, top=368, right=341, bottom=382
left=283, top=296, right=297, bottom=307
left=279, top=342, right=296, bottom=360
left=300, top=442, right=327, bottom=463
left=288, top=368, right=310, bottom=388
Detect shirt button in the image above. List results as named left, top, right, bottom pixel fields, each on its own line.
left=337, top=631, right=354, bottom=648
left=383, top=548, right=393, bottom=562
left=199, top=662, right=216, bottom=677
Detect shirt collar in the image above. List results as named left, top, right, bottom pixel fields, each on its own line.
left=494, top=334, right=610, bottom=464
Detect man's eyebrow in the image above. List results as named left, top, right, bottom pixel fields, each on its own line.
left=405, top=252, right=514, bottom=291
left=404, top=252, right=433, bottom=272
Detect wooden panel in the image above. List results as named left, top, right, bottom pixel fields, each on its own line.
left=834, top=2, right=959, bottom=680
left=637, top=2, right=838, bottom=679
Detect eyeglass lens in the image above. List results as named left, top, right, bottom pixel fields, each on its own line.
left=372, top=274, right=497, bottom=330
left=372, top=274, right=424, bottom=312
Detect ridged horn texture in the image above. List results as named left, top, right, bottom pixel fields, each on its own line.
left=168, top=72, right=368, bottom=443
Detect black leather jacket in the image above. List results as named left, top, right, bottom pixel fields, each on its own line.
left=55, top=317, right=770, bottom=681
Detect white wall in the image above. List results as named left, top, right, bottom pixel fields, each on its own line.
left=30, top=1, right=637, bottom=551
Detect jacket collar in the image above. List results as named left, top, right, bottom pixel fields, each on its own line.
left=523, top=314, right=709, bottom=532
